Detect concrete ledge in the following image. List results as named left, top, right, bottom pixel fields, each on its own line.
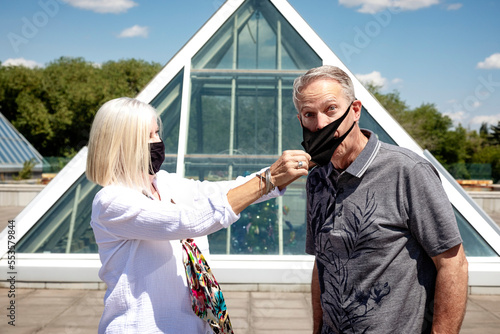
left=0, top=183, right=45, bottom=206
left=0, top=281, right=107, bottom=290
left=468, top=191, right=500, bottom=214
left=469, top=286, right=500, bottom=295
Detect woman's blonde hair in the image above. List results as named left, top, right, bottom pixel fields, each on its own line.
left=86, top=97, right=160, bottom=193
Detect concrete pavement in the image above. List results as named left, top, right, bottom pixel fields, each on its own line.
left=0, top=286, right=499, bottom=333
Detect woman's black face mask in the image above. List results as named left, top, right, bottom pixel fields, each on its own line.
left=301, top=101, right=355, bottom=167
left=149, top=141, right=165, bottom=175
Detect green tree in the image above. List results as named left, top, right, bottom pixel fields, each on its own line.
left=479, top=122, right=489, bottom=137
left=369, top=85, right=409, bottom=122
left=403, top=103, right=452, bottom=152
left=100, top=59, right=161, bottom=97
left=489, top=121, right=500, bottom=146
left=472, top=145, right=500, bottom=182
left=0, top=57, right=161, bottom=157
left=366, top=85, right=497, bottom=180
left=0, top=63, right=44, bottom=121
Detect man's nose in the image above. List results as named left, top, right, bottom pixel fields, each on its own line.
left=316, top=113, right=331, bottom=131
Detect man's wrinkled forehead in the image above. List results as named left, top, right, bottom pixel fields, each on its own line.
left=298, top=79, right=344, bottom=110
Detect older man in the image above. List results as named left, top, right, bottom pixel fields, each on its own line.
left=294, top=65, right=468, bottom=334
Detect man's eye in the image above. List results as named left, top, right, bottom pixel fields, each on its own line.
left=327, top=105, right=336, bottom=111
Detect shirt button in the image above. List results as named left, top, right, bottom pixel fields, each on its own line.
left=337, top=211, right=342, bottom=217
left=338, top=188, right=344, bottom=194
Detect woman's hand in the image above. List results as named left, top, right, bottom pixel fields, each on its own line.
left=227, top=150, right=311, bottom=215
left=269, top=150, right=311, bottom=190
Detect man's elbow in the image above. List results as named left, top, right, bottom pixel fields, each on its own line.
left=459, top=252, right=469, bottom=281
left=456, top=244, right=469, bottom=277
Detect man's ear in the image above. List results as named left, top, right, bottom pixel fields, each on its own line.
left=297, top=113, right=303, bottom=127
left=353, top=100, right=362, bottom=122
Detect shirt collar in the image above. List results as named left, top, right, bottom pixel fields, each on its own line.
left=343, top=129, right=381, bottom=178
left=316, top=129, right=381, bottom=180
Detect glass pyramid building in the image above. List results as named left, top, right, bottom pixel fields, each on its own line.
left=1, top=0, right=499, bottom=287
left=0, top=112, right=44, bottom=177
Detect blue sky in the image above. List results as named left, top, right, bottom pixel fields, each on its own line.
left=1, top=0, right=499, bottom=131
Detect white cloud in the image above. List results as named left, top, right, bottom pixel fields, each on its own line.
left=391, top=77, right=403, bottom=84
left=446, top=3, right=462, bottom=11
left=338, top=0, right=439, bottom=14
left=355, top=71, right=387, bottom=88
left=118, top=25, right=149, bottom=38
left=477, top=53, right=500, bottom=69
left=443, top=110, right=467, bottom=123
left=470, top=113, right=500, bottom=126
left=62, top=0, right=137, bottom=14
left=2, top=58, right=42, bottom=68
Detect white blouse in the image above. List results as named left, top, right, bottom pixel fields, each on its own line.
left=91, top=169, right=283, bottom=333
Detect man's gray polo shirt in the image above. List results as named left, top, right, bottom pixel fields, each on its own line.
left=305, top=130, right=462, bottom=334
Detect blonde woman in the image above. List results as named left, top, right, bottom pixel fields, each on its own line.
left=86, top=97, right=310, bottom=333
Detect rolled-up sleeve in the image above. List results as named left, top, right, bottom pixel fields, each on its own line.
left=92, top=185, right=239, bottom=241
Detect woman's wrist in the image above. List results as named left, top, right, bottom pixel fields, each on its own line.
left=255, top=168, right=276, bottom=196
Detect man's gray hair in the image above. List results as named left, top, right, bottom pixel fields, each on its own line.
left=293, top=65, right=355, bottom=112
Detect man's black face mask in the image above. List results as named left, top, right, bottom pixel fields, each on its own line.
left=300, top=101, right=355, bottom=167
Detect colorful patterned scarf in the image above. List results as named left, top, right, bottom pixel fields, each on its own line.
left=181, top=239, right=234, bottom=334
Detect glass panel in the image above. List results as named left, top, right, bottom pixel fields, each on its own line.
left=150, top=69, right=183, bottom=173
left=219, top=199, right=281, bottom=255
left=455, top=208, right=498, bottom=256
left=207, top=174, right=308, bottom=255
left=192, top=0, right=321, bottom=70
left=191, top=13, right=235, bottom=70
left=17, top=175, right=101, bottom=253
left=282, top=85, right=303, bottom=151
left=187, top=75, right=303, bottom=155
left=359, top=106, right=396, bottom=145
left=237, top=11, right=277, bottom=69
left=187, top=88, right=231, bottom=155
left=282, top=179, right=308, bottom=254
